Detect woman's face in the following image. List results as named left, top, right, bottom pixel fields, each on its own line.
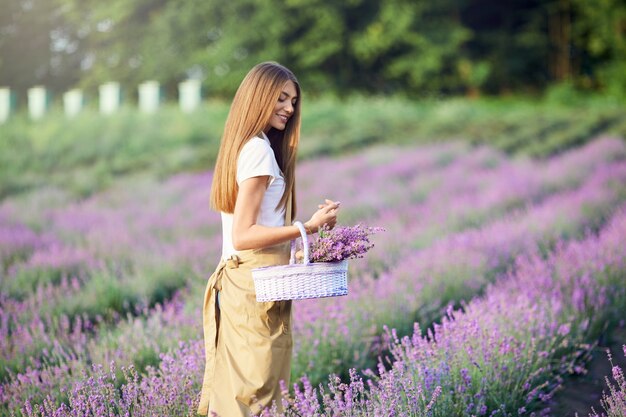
left=264, top=80, right=298, bottom=133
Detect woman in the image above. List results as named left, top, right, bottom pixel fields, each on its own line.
left=197, top=62, right=340, bottom=416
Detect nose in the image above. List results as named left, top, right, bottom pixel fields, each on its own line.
left=284, top=102, right=293, bottom=114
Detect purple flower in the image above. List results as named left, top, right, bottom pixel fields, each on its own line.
left=308, top=224, right=384, bottom=262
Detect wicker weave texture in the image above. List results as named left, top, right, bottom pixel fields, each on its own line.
left=253, top=260, right=348, bottom=302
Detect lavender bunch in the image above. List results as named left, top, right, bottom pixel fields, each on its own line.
left=308, top=224, right=384, bottom=263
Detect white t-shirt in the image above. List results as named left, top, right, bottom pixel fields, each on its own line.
left=221, top=132, right=286, bottom=260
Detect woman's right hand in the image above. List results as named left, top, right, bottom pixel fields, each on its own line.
left=304, top=200, right=340, bottom=233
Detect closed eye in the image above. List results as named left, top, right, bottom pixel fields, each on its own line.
left=280, top=91, right=298, bottom=101
left=278, top=97, right=298, bottom=108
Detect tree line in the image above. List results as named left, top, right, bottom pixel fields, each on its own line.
left=1, top=0, right=625, bottom=99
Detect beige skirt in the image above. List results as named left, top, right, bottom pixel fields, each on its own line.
left=197, top=242, right=293, bottom=416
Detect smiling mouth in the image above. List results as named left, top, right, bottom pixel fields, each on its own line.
left=277, top=114, right=289, bottom=123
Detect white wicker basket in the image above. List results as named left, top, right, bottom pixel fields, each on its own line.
left=252, top=222, right=348, bottom=302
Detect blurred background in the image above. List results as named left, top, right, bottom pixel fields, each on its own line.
left=1, top=0, right=626, bottom=98
left=1, top=0, right=626, bottom=199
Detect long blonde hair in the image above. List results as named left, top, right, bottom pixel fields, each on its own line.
left=210, top=62, right=301, bottom=220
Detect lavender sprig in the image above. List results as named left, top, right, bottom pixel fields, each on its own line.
left=309, top=224, right=384, bottom=263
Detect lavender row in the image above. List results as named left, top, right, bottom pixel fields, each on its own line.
left=11, top=197, right=626, bottom=417
left=288, top=159, right=626, bottom=384
left=3, top=157, right=615, bottom=414
left=1, top=137, right=620, bottom=311
left=3, top=137, right=622, bottom=298
left=0, top=143, right=468, bottom=404
left=1, top=138, right=624, bottom=410
left=297, top=137, right=626, bottom=267
left=1, top=138, right=623, bottom=399
left=0, top=292, right=202, bottom=415
left=267, top=202, right=626, bottom=416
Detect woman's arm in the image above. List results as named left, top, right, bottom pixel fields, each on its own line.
left=232, top=176, right=339, bottom=251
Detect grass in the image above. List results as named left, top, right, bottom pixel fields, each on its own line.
left=1, top=95, right=624, bottom=200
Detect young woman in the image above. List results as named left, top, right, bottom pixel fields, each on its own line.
left=197, top=62, right=340, bottom=416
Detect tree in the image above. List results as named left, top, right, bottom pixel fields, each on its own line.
left=460, top=0, right=553, bottom=94
left=0, top=0, right=82, bottom=97
left=571, top=0, right=626, bottom=97
left=350, top=0, right=471, bottom=95
left=2, top=0, right=625, bottom=98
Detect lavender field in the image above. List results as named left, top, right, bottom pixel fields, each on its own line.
left=2, top=136, right=626, bottom=416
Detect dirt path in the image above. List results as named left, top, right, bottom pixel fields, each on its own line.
left=549, top=325, right=626, bottom=416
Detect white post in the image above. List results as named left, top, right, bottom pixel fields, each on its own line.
left=28, top=86, right=48, bottom=120
left=99, top=82, right=121, bottom=115
left=178, top=79, right=202, bottom=113
left=63, top=89, right=84, bottom=118
left=0, top=88, right=11, bottom=124
left=138, top=80, right=160, bottom=113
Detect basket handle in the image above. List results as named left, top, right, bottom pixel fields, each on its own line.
left=290, top=221, right=310, bottom=265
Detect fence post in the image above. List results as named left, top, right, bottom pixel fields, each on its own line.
left=178, top=79, right=202, bottom=113
left=138, top=80, right=160, bottom=113
left=99, top=82, right=121, bottom=115
left=28, top=86, right=48, bottom=120
left=0, top=87, right=12, bottom=124
left=63, top=89, right=84, bottom=118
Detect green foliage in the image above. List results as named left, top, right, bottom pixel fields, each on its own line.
left=1, top=96, right=625, bottom=201
left=0, top=104, right=225, bottom=199
left=0, top=0, right=79, bottom=94
left=45, top=262, right=194, bottom=323
left=571, top=0, right=626, bottom=97
left=63, top=269, right=139, bottom=321
left=544, top=81, right=588, bottom=105
left=6, top=266, right=71, bottom=299
left=4, top=0, right=626, bottom=97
